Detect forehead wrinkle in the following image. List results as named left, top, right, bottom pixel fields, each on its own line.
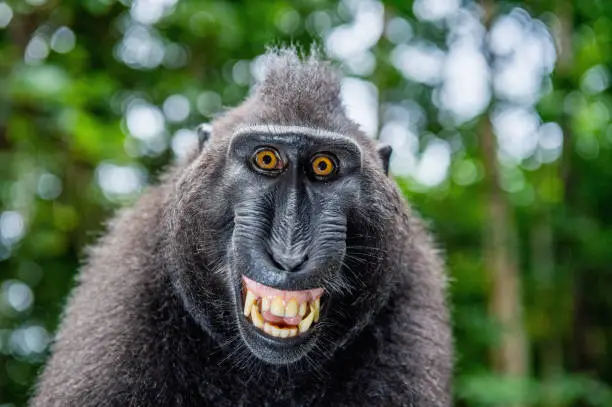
left=233, top=125, right=363, bottom=157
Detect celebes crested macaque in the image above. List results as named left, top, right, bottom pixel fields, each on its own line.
left=32, top=48, right=452, bottom=407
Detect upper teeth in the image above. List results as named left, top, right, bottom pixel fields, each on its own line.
left=284, top=298, right=298, bottom=317
left=250, top=302, right=264, bottom=329
left=271, top=297, right=285, bottom=317
left=313, top=297, right=320, bottom=323
left=298, top=303, right=315, bottom=333
left=243, top=290, right=322, bottom=339
left=299, top=302, right=307, bottom=317
left=243, top=291, right=257, bottom=317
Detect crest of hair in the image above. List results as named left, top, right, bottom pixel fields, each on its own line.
left=253, top=46, right=347, bottom=125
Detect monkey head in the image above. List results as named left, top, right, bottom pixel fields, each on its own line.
left=165, top=51, right=395, bottom=367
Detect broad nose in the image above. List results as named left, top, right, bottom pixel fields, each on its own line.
left=268, top=248, right=308, bottom=273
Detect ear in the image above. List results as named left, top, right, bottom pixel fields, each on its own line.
left=196, top=123, right=212, bottom=150
left=377, top=144, right=392, bottom=176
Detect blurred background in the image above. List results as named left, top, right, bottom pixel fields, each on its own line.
left=1, top=0, right=611, bottom=405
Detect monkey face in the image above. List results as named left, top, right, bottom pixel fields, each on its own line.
left=169, top=124, right=391, bottom=366
left=223, top=126, right=363, bottom=364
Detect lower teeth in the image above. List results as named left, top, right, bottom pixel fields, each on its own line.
left=263, top=321, right=298, bottom=338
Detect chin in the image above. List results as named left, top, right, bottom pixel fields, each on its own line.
left=233, top=274, right=326, bottom=365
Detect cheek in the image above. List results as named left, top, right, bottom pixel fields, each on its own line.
left=224, top=162, right=247, bottom=184
left=311, top=179, right=361, bottom=208
left=224, top=173, right=279, bottom=208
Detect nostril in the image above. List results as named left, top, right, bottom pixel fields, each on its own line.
left=268, top=254, right=285, bottom=271
left=290, top=254, right=308, bottom=272
left=267, top=249, right=308, bottom=273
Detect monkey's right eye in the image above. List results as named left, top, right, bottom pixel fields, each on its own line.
left=251, top=147, right=285, bottom=174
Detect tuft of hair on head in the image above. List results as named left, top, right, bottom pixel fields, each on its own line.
left=253, top=46, right=348, bottom=125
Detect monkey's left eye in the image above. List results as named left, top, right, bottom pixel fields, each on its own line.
left=310, top=153, right=338, bottom=179
left=252, top=147, right=284, bottom=174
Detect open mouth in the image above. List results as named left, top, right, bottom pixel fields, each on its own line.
left=242, top=276, right=323, bottom=339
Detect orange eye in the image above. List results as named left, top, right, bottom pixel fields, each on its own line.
left=311, top=154, right=336, bottom=177
left=253, top=148, right=283, bottom=172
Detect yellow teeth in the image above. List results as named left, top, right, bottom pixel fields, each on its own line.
left=262, top=321, right=299, bottom=338
left=285, top=298, right=298, bottom=317
left=261, top=296, right=316, bottom=318
left=298, top=303, right=315, bottom=334
left=270, top=297, right=285, bottom=317
left=251, top=303, right=264, bottom=328
left=262, top=297, right=271, bottom=312
left=244, top=291, right=323, bottom=339
left=312, top=297, right=320, bottom=323
left=243, top=290, right=257, bottom=317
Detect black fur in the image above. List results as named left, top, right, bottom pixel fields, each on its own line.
left=31, top=48, right=452, bottom=406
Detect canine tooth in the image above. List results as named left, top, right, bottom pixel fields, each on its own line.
left=313, top=297, right=320, bottom=322
left=251, top=304, right=264, bottom=328
left=299, top=302, right=307, bottom=317
left=285, top=299, right=298, bottom=317
left=279, top=328, right=290, bottom=338
left=262, top=297, right=271, bottom=312
left=298, top=305, right=315, bottom=334
left=271, top=297, right=285, bottom=317
left=243, top=290, right=257, bottom=317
